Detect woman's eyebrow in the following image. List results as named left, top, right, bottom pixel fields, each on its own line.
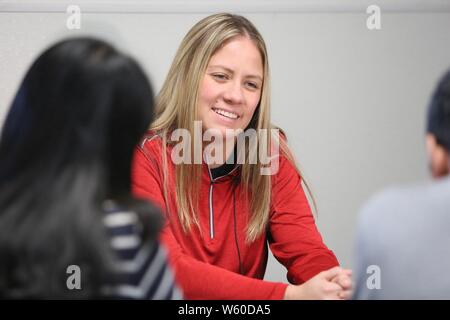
left=246, top=74, right=263, bottom=82
left=208, top=65, right=233, bottom=73
left=208, top=64, right=263, bottom=82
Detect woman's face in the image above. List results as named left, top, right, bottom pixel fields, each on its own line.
left=198, top=36, right=263, bottom=136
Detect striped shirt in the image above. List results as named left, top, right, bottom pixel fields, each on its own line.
left=101, top=200, right=182, bottom=300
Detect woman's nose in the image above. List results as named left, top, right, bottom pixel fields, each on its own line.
left=223, top=81, right=244, bottom=105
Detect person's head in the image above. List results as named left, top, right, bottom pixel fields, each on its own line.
left=426, top=69, right=450, bottom=179
left=153, top=13, right=270, bottom=138
left=0, top=37, right=156, bottom=298
left=198, top=34, right=263, bottom=137
left=0, top=37, right=154, bottom=197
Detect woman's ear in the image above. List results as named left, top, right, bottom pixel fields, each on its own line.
left=426, top=133, right=450, bottom=178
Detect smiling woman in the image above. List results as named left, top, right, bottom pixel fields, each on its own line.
left=131, top=13, right=352, bottom=300
left=198, top=36, right=263, bottom=136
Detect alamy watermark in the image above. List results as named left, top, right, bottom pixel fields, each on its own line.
left=169, top=121, right=280, bottom=175
left=66, top=264, right=81, bottom=290
left=366, top=5, right=381, bottom=30
left=66, top=5, right=81, bottom=30
left=366, top=265, right=381, bottom=290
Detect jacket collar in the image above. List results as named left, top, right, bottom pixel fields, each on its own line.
left=204, top=162, right=241, bottom=183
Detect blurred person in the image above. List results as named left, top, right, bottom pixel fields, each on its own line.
left=0, top=37, right=180, bottom=299
left=354, top=69, right=450, bottom=299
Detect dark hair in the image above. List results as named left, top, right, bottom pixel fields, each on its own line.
left=427, top=69, right=450, bottom=152
left=0, top=37, right=159, bottom=298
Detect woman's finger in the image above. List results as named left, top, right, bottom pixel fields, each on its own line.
left=338, top=289, right=353, bottom=300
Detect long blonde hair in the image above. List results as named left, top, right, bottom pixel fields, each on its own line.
left=151, top=13, right=315, bottom=242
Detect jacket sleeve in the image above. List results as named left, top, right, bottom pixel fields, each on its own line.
left=131, top=146, right=288, bottom=300
left=269, top=155, right=339, bottom=284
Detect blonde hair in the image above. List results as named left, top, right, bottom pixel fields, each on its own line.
left=151, top=13, right=314, bottom=242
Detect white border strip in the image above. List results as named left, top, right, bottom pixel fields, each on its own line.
left=1, top=0, right=450, bottom=13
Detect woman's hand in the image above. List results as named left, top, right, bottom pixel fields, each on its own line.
left=284, top=267, right=353, bottom=300
left=331, top=268, right=353, bottom=299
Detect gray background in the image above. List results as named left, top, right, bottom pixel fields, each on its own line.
left=1, top=0, right=450, bottom=283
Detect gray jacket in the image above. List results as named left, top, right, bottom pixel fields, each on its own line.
left=353, top=176, right=450, bottom=299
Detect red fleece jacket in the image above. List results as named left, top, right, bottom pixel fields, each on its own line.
left=131, top=132, right=339, bottom=299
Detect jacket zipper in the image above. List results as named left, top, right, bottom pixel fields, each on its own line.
left=206, top=165, right=239, bottom=240
left=208, top=181, right=215, bottom=239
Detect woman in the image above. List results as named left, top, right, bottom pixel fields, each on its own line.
left=0, top=37, right=180, bottom=299
left=132, top=13, right=352, bottom=299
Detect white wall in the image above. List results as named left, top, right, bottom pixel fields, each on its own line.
left=1, top=1, right=450, bottom=284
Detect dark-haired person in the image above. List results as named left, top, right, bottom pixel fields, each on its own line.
left=0, top=37, right=181, bottom=299
left=353, top=69, right=450, bottom=299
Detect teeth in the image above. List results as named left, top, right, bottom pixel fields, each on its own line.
left=213, top=108, right=238, bottom=119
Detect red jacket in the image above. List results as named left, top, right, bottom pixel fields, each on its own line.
left=131, top=132, right=339, bottom=299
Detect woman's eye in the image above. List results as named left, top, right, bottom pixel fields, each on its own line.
left=246, top=82, right=259, bottom=90
left=212, top=73, right=228, bottom=81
